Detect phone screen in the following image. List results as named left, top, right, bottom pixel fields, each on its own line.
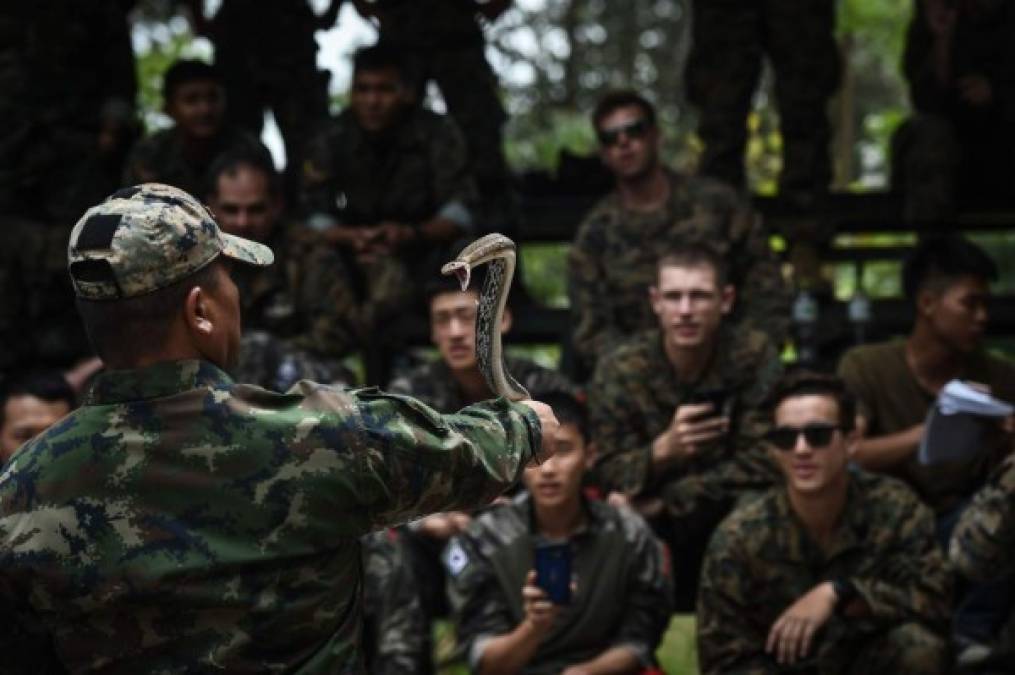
left=534, top=542, right=571, bottom=605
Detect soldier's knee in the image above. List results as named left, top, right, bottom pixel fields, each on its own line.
left=880, top=623, right=950, bottom=675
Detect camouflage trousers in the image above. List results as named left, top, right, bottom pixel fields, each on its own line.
left=819, top=622, right=950, bottom=675
left=687, top=0, right=840, bottom=195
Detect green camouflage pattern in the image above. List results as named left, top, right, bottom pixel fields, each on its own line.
left=697, top=471, right=951, bottom=675
left=388, top=355, right=577, bottom=413
left=567, top=170, right=790, bottom=370
left=235, top=331, right=356, bottom=392
left=686, top=0, right=840, bottom=195
left=123, top=128, right=269, bottom=200
left=590, top=325, right=782, bottom=504
left=698, top=468, right=950, bottom=673
left=362, top=528, right=426, bottom=675
left=0, top=358, right=541, bottom=673
left=445, top=493, right=673, bottom=674
left=951, top=452, right=1015, bottom=582
left=67, top=183, right=273, bottom=300
left=301, top=108, right=476, bottom=230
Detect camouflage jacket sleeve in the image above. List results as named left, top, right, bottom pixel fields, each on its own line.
left=568, top=207, right=618, bottom=365
left=611, top=519, right=674, bottom=665
left=444, top=530, right=517, bottom=669
left=849, top=489, right=951, bottom=626
left=589, top=357, right=661, bottom=495
left=341, top=389, right=544, bottom=527
left=950, top=453, right=1015, bottom=581
left=426, top=116, right=477, bottom=232
left=697, top=527, right=779, bottom=675
left=362, top=530, right=426, bottom=675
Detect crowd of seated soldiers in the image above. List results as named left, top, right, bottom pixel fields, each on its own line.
left=4, top=1, right=1015, bottom=671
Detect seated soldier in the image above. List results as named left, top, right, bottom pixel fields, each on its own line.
left=446, top=391, right=672, bottom=675
left=590, top=243, right=782, bottom=609
left=698, top=371, right=951, bottom=675
left=568, top=90, right=789, bottom=373
left=123, top=59, right=267, bottom=197
left=204, top=146, right=376, bottom=385
left=0, top=370, right=76, bottom=464
left=301, top=44, right=477, bottom=311
left=387, top=271, right=576, bottom=673
left=952, top=453, right=1015, bottom=670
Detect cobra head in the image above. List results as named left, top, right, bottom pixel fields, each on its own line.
left=440, top=260, right=472, bottom=291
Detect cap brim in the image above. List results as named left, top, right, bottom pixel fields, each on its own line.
left=221, top=232, right=274, bottom=267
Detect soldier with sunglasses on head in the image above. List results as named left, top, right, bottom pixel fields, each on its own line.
left=567, top=90, right=790, bottom=376
left=697, top=371, right=951, bottom=675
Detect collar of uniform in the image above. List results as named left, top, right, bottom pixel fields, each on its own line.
left=649, top=323, right=738, bottom=393
left=85, top=359, right=234, bottom=405
left=770, top=473, right=867, bottom=565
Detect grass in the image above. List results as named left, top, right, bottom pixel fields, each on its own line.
left=436, top=615, right=699, bottom=674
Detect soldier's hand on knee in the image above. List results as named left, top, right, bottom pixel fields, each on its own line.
left=766, top=581, right=837, bottom=665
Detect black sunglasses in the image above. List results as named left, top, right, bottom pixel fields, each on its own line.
left=597, top=118, right=651, bottom=147
left=764, top=424, right=842, bottom=451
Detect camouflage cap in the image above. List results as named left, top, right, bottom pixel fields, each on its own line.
left=68, top=183, right=273, bottom=300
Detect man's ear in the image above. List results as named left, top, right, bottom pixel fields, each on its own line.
left=500, top=306, right=513, bottom=334
left=917, top=288, right=938, bottom=319
left=184, top=285, right=214, bottom=339
left=649, top=285, right=662, bottom=316
left=720, top=283, right=736, bottom=315
left=844, top=427, right=861, bottom=459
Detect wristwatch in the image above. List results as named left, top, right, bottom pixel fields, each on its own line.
left=831, top=577, right=858, bottom=613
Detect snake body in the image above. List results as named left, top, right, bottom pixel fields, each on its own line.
left=441, top=234, right=530, bottom=401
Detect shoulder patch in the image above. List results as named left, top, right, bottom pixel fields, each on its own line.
left=446, top=539, right=469, bottom=576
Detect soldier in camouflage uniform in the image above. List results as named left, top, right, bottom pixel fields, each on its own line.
left=569, top=91, right=789, bottom=374
left=445, top=391, right=672, bottom=674
left=0, top=183, right=558, bottom=673
left=205, top=146, right=394, bottom=387
left=686, top=0, right=840, bottom=199
left=385, top=272, right=577, bottom=673
left=302, top=45, right=477, bottom=327
left=352, top=0, right=514, bottom=234
left=590, top=244, right=782, bottom=609
left=123, top=59, right=269, bottom=199
left=361, top=528, right=427, bottom=675
left=697, top=372, right=951, bottom=675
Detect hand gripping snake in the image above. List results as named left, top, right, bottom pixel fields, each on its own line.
left=441, top=234, right=531, bottom=401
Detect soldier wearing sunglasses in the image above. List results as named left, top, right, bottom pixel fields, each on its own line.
left=567, top=90, right=790, bottom=376
left=698, top=371, right=950, bottom=675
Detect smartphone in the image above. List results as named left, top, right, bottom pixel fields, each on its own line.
left=534, top=542, right=572, bottom=605
left=688, top=388, right=730, bottom=417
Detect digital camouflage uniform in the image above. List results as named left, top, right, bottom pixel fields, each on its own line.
left=123, top=127, right=269, bottom=199
left=370, top=0, right=511, bottom=231
left=567, top=169, right=789, bottom=371
left=698, top=471, right=952, bottom=675
left=444, top=493, right=673, bottom=674
left=302, top=107, right=477, bottom=313
left=362, top=528, right=427, bottom=675
left=892, top=0, right=1015, bottom=222
left=590, top=324, right=782, bottom=609
left=388, top=354, right=578, bottom=413
left=0, top=183, right=545, bottom=673
left=686, top=0, right=840, bottom=196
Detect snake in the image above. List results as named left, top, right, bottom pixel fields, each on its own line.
left=441, top=233, right=531, bottom=401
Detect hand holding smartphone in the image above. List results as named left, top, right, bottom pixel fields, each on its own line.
left=534, top=542, right=572, bottom=605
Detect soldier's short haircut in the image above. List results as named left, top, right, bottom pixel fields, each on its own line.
left=657, top=243, right=729, bottom=287
left=352, top=44, right=408, bottom=82
left=592, top=90, right=657, bottom=131
left=537, top=390, right=589, bottom=442
left=205, top=145, right=281, bottom=200
left=0, top=371, right=76, bottom=429
left=76, top=262, right=221, bottom=365
left=902, top=235, right=998, bottom=303
left=765, top=370, right=856, bottom=432
left=162, top=59, right=222, bottom=103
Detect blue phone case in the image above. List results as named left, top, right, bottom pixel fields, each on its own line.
left=534, top=542, right=571, bottom=605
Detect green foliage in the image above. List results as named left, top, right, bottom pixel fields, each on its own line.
left=133, top=18, right=208, bottom=132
